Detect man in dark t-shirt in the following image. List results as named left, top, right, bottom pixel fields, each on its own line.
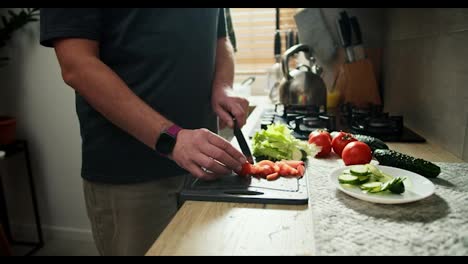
left=40, top=8, right=248, bottom=256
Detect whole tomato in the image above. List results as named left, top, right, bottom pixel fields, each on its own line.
left=331, top=131, right=357, bottom=157
left=308, top=130, right=332, bottom=158
left=342, top=141, right=372, bottom=165
left=309, top=129, right=332, bottom=141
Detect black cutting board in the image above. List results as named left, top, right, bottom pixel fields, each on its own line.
left=179, top=172, right=309, bottom=205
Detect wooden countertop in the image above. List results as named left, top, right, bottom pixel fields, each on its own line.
left=146, top=98, right=465, bottom=256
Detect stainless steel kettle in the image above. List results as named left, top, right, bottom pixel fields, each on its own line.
left=279, top=44, right=327, bottom=110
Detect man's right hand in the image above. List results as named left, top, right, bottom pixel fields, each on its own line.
left=170, top=128, right=246, bottom=181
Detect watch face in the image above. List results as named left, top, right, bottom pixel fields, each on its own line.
left=156, top=133, right=176, bottom=155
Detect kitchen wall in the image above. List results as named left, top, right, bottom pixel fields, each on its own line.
left=383, top=8, right=468, bottom=162
left=0, top=9, right=92, bottom=241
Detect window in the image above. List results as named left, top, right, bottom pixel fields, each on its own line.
left=230, top=8, right=298, bottom=75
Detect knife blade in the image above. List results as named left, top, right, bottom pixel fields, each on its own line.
left=232, top=117, right=254, bottom=164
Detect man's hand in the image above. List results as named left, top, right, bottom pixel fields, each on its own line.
left=170, top=128, right=247, bottom=180
left=212, top=87, right=249, bottom=129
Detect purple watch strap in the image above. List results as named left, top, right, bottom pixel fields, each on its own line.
left=166, top=124, right=182, bottom=137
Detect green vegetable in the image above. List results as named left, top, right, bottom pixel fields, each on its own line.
left=357, top=175, right=370, bottom=183
left=338, top=174, right=359, bottom=184
left=339, top=163, right=406, bottom=194
left=350, top=165, right=370, bottom=176
left=365, top=164, right=393, bottom=182
left=353, top=134, right=389, bottom=152
left=388, top=177, right=406, bottom=194
left=360, top=182, right=382, bottom=193
left=252, top=123, right=319, bottom=161
left=373, top=149, right=441, bottom=178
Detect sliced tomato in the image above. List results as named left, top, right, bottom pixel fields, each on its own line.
left=257, top=160, right=276, bottom=167
left=281, top=160, right=305, bottom=169
left=266, top=172, right=280, bottom=181
left=297, top=165, right=305, bottom=177
left=237, top=162, right=253, bottom=177
left=273, top=164, right=280, bottom=173
left=289, top=168, right=299, bottom=176
left=277, top=162, right=295, bottom=176
left=260, top=165, right=274, bottom=177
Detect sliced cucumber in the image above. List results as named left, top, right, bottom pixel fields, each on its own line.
left=365, top=164, right=393, bottom=182
left=350, top=165, right=370, bottom=176
left=292, top=148, right=303, bottom=161
left=360, top=181, right=382, bottom=190
left=369, top=185, right=383, bottom=193
left=365, top=164, right=383, bottom=178
left=337, top=163, right=406, bottom=195
left=338, top=174, right=359, bottom=185
left=380, top=181, right=391, bottom=192
left=357, top=175, right=370, bottom=183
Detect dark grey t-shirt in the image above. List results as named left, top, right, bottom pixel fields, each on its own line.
left=40, top=8, right=226, bottom=184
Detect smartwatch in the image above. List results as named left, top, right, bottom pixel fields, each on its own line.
left=155, top=124, right=183, bottom=157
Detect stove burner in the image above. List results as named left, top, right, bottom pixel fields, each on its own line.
left=249, top=104, right=335, bottom=140
left=252, top=103, right=426, bottom=143
left=343, top=103, right=404, bottom=137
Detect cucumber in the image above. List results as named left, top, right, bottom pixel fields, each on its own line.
left=338, top=174, right=359, bottom=185
left=365, top=164, right=393, bottom=182
left=350, top=165, right=370, bottom=176
left=360, top=182, right=382, bottom=193
left=373, top=149, right=441, bottom=178
left=353, top=134, right=389, bottom=152
left=388, top=177, right=405, bottom=194
left=292, top=149, right=303, bottom=161
left=357, top=175, right=370, bottom=183
left=380, top=181, right=391, bottom=192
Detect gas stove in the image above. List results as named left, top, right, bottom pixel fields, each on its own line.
left=253, top=104, right=336, bottom=141
left=250, top=103, right=426, bottom=143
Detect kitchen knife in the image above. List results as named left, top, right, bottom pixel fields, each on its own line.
left=287, top=29, right=295, bottom=49
left=338, top=11, right=354, bottom=63
left=274, top=30, right=282, bottom=57
left=233, top=117, right=254, bottom=164
left=350, top=16, right=366, bottom=61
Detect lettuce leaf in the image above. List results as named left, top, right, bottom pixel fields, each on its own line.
left=252, top=123, right=319, bottom=161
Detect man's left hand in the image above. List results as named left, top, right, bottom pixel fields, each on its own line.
left=212, top=87, right=249, bottom=129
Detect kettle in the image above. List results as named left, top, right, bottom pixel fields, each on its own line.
left=279, top=44, right=327, bottom=111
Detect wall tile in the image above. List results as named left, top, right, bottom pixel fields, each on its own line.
left=436, top=8, right=468, bottom=33
left=384, top=8, right=468, bottom=160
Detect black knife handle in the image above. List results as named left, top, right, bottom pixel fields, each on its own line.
left=339, top=11, right=352, bottom=47
left=350, top=16, right=362, bottom=45
left=287, top=29, right=295, bottom=49
left=274, top=30, right=281, bottom=56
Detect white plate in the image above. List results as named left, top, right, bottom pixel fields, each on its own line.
left=329, top=165, right=435, bottom=204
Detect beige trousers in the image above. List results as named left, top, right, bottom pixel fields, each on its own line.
left=83, top=175, right=187, bottom=256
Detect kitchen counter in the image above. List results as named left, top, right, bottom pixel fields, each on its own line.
left=146, top=97, right=467, bottom=256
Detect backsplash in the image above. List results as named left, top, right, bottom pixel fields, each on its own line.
left=383, top=8, right=468, bottom=161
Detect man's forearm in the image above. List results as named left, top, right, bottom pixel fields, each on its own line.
left=212, top=37, right=235, bottom=92
left=63, top=56, right=172, bottom=149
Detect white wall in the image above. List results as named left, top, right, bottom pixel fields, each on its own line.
left=0, top=9, right=92, bottom=241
